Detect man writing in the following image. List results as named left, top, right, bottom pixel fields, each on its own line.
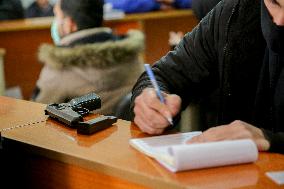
left=131, top=0, right=284, bottom=153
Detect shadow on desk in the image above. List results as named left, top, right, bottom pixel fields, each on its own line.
left=46, top=118, right=118, bottom=147
left=1, top=140, right=147, bottom=189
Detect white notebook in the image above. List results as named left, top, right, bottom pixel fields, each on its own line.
left=129, top=132, right=258, bottom=172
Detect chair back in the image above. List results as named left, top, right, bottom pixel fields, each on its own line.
left=114, top=93, right=132, bottom=121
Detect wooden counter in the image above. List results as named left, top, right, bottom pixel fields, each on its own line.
left=0, top=48, right=5, bottom=95
left=0, top=10, right=198, bottom=100
left=1, top=96, right=284, bottom=189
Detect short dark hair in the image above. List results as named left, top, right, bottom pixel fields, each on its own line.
left=60, top=0, right=104, bottom=30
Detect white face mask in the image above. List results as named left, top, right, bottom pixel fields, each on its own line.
left=51, top=20, right=61, bottom=45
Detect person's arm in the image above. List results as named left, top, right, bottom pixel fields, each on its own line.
left=131, top=1, right=230, bottom=133
left=131, top=3, right=224, bottom=111
left=105, top=0, right=160, bottom=13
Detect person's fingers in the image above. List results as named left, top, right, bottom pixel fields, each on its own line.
left=137, top=89, right=171, bottom=126
left=228, top=120, right=271, bottom=151
left=228, top=120, right=257, bottom=139
left=133, top=89, right=170, bottom=133
left=136, top=100, right=169, bottom=129
left=143, top=108, right=169, bottom=129
left=134, top=116, right=164, bottom=135
left=144, top=90, right=173, bottom=124
left=187, top=125, right=233, bottom=144
left=187, top=135, right=204, bottom=144
left=187, top=120, right=271, bottom=152
left=256, top=138, right=270, bottom=151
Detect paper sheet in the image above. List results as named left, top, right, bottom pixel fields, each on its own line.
left=266, top=171, right=284, bottom=185
left=129, top=132, right=202, bottom=158
left=130, top=133, right=258, bottom=172
left=159, top=139, right=258, bottom=172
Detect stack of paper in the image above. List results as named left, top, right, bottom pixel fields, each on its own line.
left=130, top=132, right=258, bottom=172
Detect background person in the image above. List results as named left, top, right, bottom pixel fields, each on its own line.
left=32, top=0, right=144, bottom=115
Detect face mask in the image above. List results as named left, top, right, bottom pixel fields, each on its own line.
left=261, top=1, right=284, bottom=54
left=51, top=20, right=61, bottom=45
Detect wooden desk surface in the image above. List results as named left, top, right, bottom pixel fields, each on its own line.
left=0, top=10, right=194, bottom=32
left=1, top=96, right=283, bottom=189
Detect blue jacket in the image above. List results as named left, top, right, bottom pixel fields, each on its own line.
left=105, top=0, right=191, bottom=13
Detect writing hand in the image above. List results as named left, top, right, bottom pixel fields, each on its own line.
left=134, top=88, right=181, bottom=135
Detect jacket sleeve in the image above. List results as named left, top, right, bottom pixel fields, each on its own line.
left=262, top=130, right=284, bottom=153
left=130, top=1, right=228, bottom=120
left=105, top=0, right=160, bottom=13
left=174, top=0, right=192, bottom=8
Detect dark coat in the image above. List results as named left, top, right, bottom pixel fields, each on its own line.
left=0, top=0, right=24, bottom=20
left=131, top=0, right=284, bottom=153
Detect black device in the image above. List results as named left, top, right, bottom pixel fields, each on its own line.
left=77, top=116, right=117, bottom=135
left=45, top=93, right=117, bottom=135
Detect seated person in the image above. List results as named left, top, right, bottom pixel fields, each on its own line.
left=25, top=0, right=54, bottom=18
left=131, top=0, right=284, bottom=154
left=32, top=0, right=144, bottom=115
left=105, top=0, right=191, bottom=13
left=0, top=0, right=24, bottom=21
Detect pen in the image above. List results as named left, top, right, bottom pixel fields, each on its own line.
left=144, top=64, right=173, bottom=125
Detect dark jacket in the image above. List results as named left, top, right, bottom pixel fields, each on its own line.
left=131, top=0, right=284, bottom=153
left=192, top=0, right=221, bottom=20
left=0, top=0, right=24, bottom=21
left=25, top=2, right=53, bottom=18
